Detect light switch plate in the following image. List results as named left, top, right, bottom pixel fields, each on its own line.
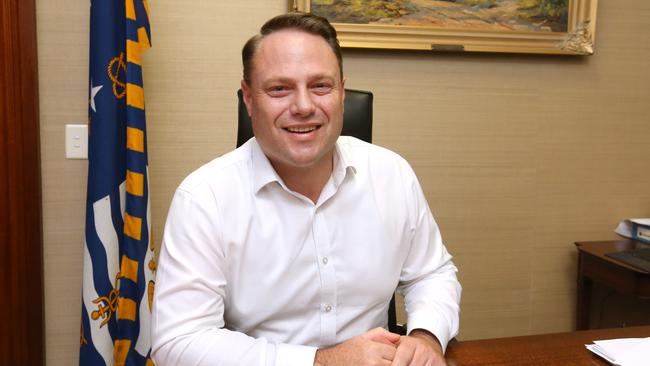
left=65, top=124, right=88, bottom=159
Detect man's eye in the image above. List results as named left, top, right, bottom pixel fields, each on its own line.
left=312, top=83, right=332, bottom=94
left=267, top=86, right=289, bottom=96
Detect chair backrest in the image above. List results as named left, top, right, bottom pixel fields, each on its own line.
left=236, top=88, right=373, bottom=147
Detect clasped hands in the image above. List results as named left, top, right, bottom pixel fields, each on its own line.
left=314, top=327, right=446, bottom=366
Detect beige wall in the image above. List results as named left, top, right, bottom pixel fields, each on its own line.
left=38, top=1, right=650, bottom=365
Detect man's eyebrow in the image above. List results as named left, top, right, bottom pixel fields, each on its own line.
left=261, top=74, right=337, bottom=86
left=309, top=73, right=337, bottom=81
left=261, top=77, right=293, bottom=85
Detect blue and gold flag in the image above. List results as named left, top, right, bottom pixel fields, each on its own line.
left=80, top=1, right=155, bottom=365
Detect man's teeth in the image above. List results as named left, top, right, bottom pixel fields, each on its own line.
left=287, top=126, right=317, bottom=133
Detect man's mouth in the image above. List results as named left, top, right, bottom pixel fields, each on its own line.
left=285, top=126, right=319, bottom=134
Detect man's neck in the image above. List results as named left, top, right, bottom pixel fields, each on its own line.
left=272, top=153, right=334, bottom=204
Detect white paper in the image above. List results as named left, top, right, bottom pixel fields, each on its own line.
left=629, top=218, right=650, bottom=226
left=613, top=337, right=650, bottom=366
left=615, top=220, right=634, bottom=239
left=586, top=337, right=650, bottom=366
left=586, top=344, right=616, bottom=364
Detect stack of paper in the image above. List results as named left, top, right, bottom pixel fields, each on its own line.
left=586, top=337, right=650, bottom=366
left=615, top=218, right=650, bottom=244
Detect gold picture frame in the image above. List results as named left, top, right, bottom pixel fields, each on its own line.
left=292, top=0, right=597, bottom=55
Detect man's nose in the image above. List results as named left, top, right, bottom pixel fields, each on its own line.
left=290, top=88, right=316, bottom=116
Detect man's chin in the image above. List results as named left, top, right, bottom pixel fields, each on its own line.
left=280, top=150, right=333, bottom=170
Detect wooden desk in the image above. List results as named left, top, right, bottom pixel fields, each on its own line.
left=575, top=240, right=650, bottom=330
left=445, top=326, right=650, bottom=365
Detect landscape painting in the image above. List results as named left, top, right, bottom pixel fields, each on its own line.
left=294, top=0, right=597, bottom=55
left=310, top=0, right=569, bottom=33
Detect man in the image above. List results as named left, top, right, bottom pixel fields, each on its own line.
left=151, top=13, right=461, bottom=366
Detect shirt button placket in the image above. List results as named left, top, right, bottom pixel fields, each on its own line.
left=313, top=208, right=337, bottom=345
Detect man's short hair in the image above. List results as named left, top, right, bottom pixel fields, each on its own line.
left=242, top=12, right=343, bottom=85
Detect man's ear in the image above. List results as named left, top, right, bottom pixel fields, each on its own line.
left=241, top=79, right=253, bottom=117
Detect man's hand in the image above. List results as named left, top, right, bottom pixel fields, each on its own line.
left=314, top=327, right=401, bottom=366
left=391, top=329, right=446, bottom=366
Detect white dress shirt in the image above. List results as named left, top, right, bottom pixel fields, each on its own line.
left=151, top=136, right=461, bottom=366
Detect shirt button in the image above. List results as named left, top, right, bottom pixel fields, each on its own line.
left=322, top=257, right=329, bottom=265
left=324, top=304, right=332, bottom=312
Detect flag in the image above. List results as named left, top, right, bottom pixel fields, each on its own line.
left=80, top=1, right=155, bottom=365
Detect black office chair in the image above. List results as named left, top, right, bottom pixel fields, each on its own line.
left=236, top=88, right=406, bottom=335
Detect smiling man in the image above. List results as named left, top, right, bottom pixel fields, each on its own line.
left=241, top=24, right=344, bottom=204
left=151, top=13, right=461, bottom=366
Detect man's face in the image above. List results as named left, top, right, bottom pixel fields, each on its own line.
left=241, top=29, right=345, bottom=176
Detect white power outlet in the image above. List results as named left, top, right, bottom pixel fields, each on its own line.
left=65, top=124, right=88, bottom=159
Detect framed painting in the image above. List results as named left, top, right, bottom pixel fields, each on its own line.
left=292, top=0, right=597, bottom=55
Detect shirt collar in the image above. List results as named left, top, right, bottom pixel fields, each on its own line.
left=332, top=138, right=357, bottom=187
left=251, top=138, right=282, bottom=193
left=250, top=137, right=358, bottom=194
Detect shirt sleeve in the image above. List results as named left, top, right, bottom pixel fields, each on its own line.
left=151, top=187, right=317, bottom=366
left=397, top=164, right=462, bottom=352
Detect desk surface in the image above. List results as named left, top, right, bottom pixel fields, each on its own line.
left=445, top=326, right=650, bottom=365
left=576, top=240, right=650, bottom=274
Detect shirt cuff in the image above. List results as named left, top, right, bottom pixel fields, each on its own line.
left=407, top=312, right=453, bottom=352
left=274, top=343, right=318, bottom=366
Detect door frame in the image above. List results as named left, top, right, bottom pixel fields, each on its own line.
left=0, top=0, right=45, bottom=364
